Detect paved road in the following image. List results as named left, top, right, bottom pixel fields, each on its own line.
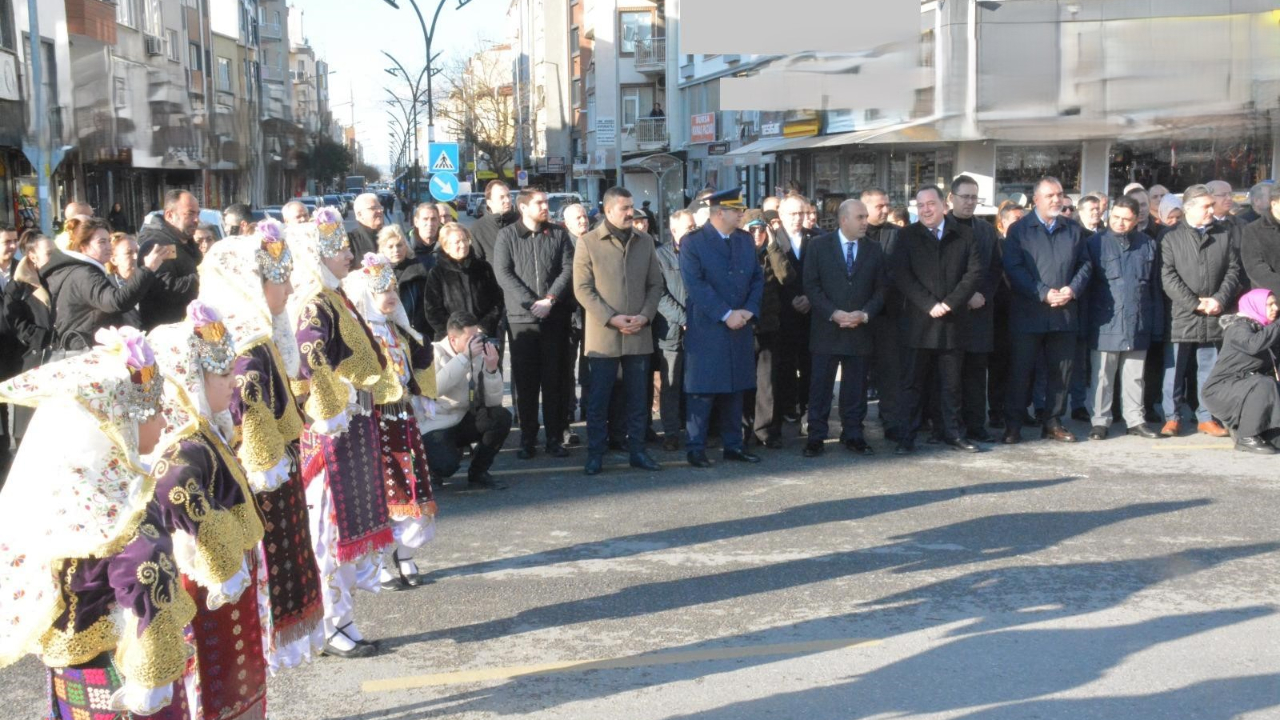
left=3, top=409, right=1278, bottom=719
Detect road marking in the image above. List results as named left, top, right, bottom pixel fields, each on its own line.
left=1150, top=443, right=1234, bottom=450
left=361, top=637, right=880, bottom=692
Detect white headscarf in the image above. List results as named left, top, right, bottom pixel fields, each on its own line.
left=0, top=329, right=163, bottom=668
left=341, top=252, right=421, bottom=344
left=286, top=220, right=343, bottom=331
left=198, top=235, right=300, bottom=377
left=146, top=303, right=238, bottom=454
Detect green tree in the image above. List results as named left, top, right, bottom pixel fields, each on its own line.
left=352, top=161, right=383, bottom=183
left=302, top=136, right=353, bottom=187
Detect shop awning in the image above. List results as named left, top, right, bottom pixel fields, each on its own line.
left=739, top=115, right=958, bottom=157
left=724, top=136, right=793, bottom=165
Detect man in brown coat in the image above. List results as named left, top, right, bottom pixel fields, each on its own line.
left=573, top=186, right=664, bottom=475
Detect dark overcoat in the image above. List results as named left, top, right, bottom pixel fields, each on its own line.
left=803, top=231, right=886, bottom=357
left=680, top=223, right=764, bottom=394
left=1002, top=212, right=1091, bottom=335
left=891, top=221, right=983, bottom=351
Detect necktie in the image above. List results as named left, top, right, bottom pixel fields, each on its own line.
left=935, top=226, right=943, bottom=241
left=844, top=242, right=855, bottom=276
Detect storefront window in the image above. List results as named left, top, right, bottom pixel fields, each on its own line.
left=1109, top=134, right=1273, bottom=194
left=996, top=144, right=1080, bottom=202
left=845, top=152, right=878, bottom=196
left=813, top=152, right=841, bottom=196
left=887, top=148, right=954, bottom=205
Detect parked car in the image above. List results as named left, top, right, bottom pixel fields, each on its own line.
left=321, top=194, right=347, bottom=217
left=140, top=208, right=225, bottom=238
left=253, top=207, right=285, bottom=223
left=547, top=192, right=584, bottom=222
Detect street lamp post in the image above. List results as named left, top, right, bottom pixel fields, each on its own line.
left=383, top=53, right=430, bottom=205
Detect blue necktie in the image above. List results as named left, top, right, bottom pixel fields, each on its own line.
left=844, top=242, right=855, bottom=276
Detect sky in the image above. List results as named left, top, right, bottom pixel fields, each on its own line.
left=298, top=0, right=509, bottom=175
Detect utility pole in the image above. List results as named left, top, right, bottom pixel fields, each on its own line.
left=21, top=0, right=66, bottom=235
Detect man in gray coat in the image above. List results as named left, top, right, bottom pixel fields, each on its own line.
left=573, top=186, right=664, bottom=475
left=801, top=199, right=886, bottom=457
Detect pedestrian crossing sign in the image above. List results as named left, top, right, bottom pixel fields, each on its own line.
left=428, top=143, right=460, bottom=174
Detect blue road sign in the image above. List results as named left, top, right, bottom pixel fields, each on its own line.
left=428, top=143, right=460, bottom=174
left=429, top=172, right=460, bottom=202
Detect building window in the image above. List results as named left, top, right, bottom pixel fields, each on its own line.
left=995, top=144, right=1081, bottom=201
left=115, top=0, right=137, bottom=29
left=188, top=43, right=202, bottom=71
left=143, top=0, right=163, bottom=37
left=167, top=29, right=181, bottom=61
left=216, top=56, right=232, bottom=91
left=570, top=29, right=579, bottom=56
left=0, top=0, right=13, bottom=50
left=617, top=9, right=652, bottom=55
left=571, top=79, right=580, bottom=108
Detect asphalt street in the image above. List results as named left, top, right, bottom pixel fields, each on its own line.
left=3, top=211, right=1277, bottom=718
left=3, top=407, right=1278, bottom=719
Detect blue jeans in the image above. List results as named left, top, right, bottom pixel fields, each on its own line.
left=586, top=354, right=650, bottom=458
left=1162, top=342, right=1219, bottom=423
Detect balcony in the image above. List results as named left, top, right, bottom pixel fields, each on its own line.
left=624, top=116, right=667, bottom=152
left=261, top=65, right=286, bottom=84
left=633, top=38, right=665, bottom=75
left=259, top=22, right=282, bottom=41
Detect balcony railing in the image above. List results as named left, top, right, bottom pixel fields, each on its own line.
left=259, top=22, right=282, bottom=40
left=631, top=116, right=667, bottom=149
left=634, top=38, right=665, bottom=73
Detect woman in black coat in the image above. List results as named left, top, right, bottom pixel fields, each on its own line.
left=423, top=223, right=504, bottom=341
left=1202, top=288, right=1280, bottom=454
left=39, top=217, right=169, bottom=349
left=2, top=232, right=55, bottom=444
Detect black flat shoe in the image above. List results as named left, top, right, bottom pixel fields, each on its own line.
left=722, top=448, right=761, bottom=463
left=322, top=624, right=378, bottom=658
left=944, top=437, right=980, bottom=453
left=844, top=438, right=874, bottom=455
left=1126, top=424, right=1163, bottom=439
left=629, top=452, right=662, bottom=471
left=803, top=442, right=824, bottom=457
left=687, top=451, right=713, bottom=468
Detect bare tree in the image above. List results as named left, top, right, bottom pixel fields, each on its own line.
left=435, top=43, right=516, bottom=182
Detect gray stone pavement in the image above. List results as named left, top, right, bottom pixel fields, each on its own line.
left=3, top=412, right=1278, bottom=719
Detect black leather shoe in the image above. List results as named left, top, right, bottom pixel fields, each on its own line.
left=1088, top=425, right=1108, bottom=441
left=584, top=456, right=604, bottom=475
left=945, top=437, right=980, bottom=453
left=545, top=442, right=570, bottom=458
left=662, top=435, right=682, bottom=452
left=516, top=444, right=536, bottom=460
left=1002, top=429, right=1022, bottom=445
left=844, top=438, right=874, bottom=455
left=687, top=451, right=713, bottom=468
left=723, top=448, right=761, bottom=463
left=894, top=440, right=915, bottom=455
left=764, top=436, right=784, bottom=450
left=1236, top=436, right=1277, bottom=454
left=1127, top=424, right=1163, bottom=439
left=1041, top=423, right=1076, bottom=442
left=467, top=472, right=508, bottom=490
left=803, top=441, right=824, bottom=457
left=629, top=452, right=662, bottom=471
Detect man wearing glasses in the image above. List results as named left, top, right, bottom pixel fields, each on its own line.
left=947, top=176, right=1002, bottom=443
left=348, top=192, right=386, bottom=269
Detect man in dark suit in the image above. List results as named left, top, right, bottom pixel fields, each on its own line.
left=680, top=189, right=764, bottom=467
left=861, top=188, right=905, bottom=441
left=801, top=200, right=886, bottom=457
left=773, top=195, right=813, bottom=430
left=1002, top=176, right=1092, bottom=443
left=947, top=175, right=1002, bottom=442
left=891, top=185, right=984, bottom=455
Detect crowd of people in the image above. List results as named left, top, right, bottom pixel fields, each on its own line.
left=0, top=172, right=1277, bottom=716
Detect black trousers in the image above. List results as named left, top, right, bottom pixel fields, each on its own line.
left=988, top=297, right=1012, bottom=424
left=422, top=406, right=513, bottom=479
left=563, top=324, right=583, bottom=427
left=774, top=328, right=811, bottom=419
left=1007, top=331, right=1075, bottom=429
left=900, top=347, right=965, bottom=442
left=509, top=318, right=569, bottom=446
left=960, top=351, right=990, bottom=436
left=807, top=354, right=869, bottom=442
left=870, top=317, right=905, bottom=435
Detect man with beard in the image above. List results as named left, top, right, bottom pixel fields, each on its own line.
left=860, top=187, right=905, bottom=441
left=472, top=180, right=519, bottom=262
left=347, top=193, right=385, bottom=268
left=137, top=189, right=202, bottom=329
left=493, top=189, right=575, bottom=459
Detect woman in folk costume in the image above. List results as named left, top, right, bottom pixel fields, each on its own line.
left=285, top=207, right=392, bottom=659
left=145, top=301, right=268, bottom=720
left=196, top=221, right=325, bottom=673
left=343, top=252, right=439, bottom=591
left=0, top=327, right=196, bottom=718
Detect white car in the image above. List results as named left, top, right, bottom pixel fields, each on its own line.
left=140, top=208, right=225, bottom=238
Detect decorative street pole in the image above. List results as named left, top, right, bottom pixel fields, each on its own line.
left=381, top=0, right=473, bottom=158
left=383, top=52, right=430, bottom=204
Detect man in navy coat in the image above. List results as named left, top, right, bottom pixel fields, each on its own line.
left=680, top=189, right=765, bottom=467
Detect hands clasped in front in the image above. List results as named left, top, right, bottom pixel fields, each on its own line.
left=609, top=314, right=650, bottom=335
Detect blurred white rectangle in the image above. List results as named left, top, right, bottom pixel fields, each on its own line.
left=682, top=0, right=916, bottom=55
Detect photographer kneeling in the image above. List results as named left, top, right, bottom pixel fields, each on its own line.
left=422, top=311, right=512, bottom=489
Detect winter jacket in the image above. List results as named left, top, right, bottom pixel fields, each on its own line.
left=572, top=222, right=662, bottom=358
left=1085, top=229, right=1161, bottom=352
left=136, top=219, right=201, bottom=329
left=1160, top=220, right=1243, bottom=344
left=421, top=336, right=505, bottom=434
left=755, top=238, right=792, bottom=335
left=422, top=252, right=504, bottom=341
left=1002, top=211, right=1091, bottom=335
left=492, top=220, right=575, bottom=324
left=950, top=214, right=1001, bottom=353
left=653, top=242, right=686, bottom=352
left=41, top=250, right=156, bottom=348
left=470, top=209, right=518, bottom=262
left=346, top=222, right=380, bottom=270
left=1241, top=212, right=1280, bottom=295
